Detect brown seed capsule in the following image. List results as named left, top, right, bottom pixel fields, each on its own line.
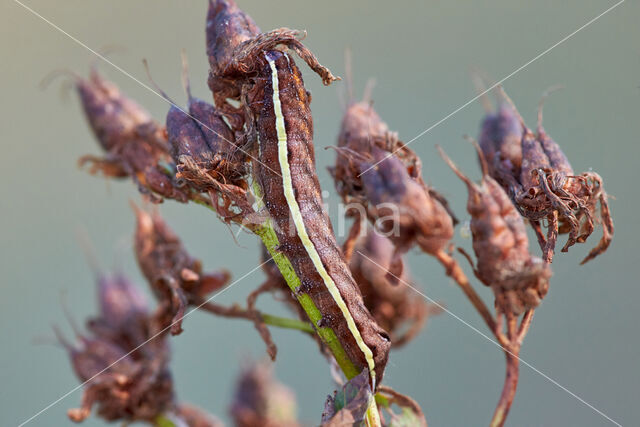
left=230, top=360, right=299, bottom=427
left=331, top=93, right=455, bottom=280
left=63, top=64, right=189, bottom=204
left=476, top=88, right=613, bottom=264
left=165, top=69, right=247, bottom=187
left=439, top=145, right=552, bottom=315
left=86, top=273, right=150, bottom=350
left=349, top=228, right=440, bottom=347
left=132, top=205, right=231, bottom=335
left=206, top=0, right=338, bottom=133
left=478, top=102, right=525, bottom=188
left=206, top=0, right=261, bottom=131
left=56, top=274, right=175, bottom=424
left=357, top=146, right=454, bottom=280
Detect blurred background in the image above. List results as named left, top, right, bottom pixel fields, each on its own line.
left=1, top=0, right=638, bottom=425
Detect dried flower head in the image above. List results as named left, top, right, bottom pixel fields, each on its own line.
left=439, top=144, right=552, bottom=315
left=56, top=274, right=174, bottom=423
left=230, top=360, right=299, bottom=427
left=52, top=63, right=189, bottom=204
left=350, top=227, right=440, bottom=347
left=477, top=88, right=613, bottom=263
left=206, top=0, right=338, bottom=133
left=133, top=204, right=231, bottom=334
left=331, top=94, right=455, bottom=278
left=206, top=0, right=261, bottom=131
left=86, top=273, right=149, bottom=351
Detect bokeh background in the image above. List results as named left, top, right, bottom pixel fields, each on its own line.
left=1, top=1, right=638, bottom=426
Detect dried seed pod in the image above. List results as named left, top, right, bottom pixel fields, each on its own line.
left=476, top=88, right=613, bottom=264
left=357, top=146, right=454, bottom=280
left=206, top=0, right=261, bottom=130
left=133, top=205, right=231, bottom=335
left=230, top=360, right=299, bottom=427
left=61, top=64, right=189, bottom=204
left=349, top=228, right=440, bottom=347
left=331, top=89, right=456, bottom=280
left=206, top=0, right=338, bottom=133
left=56, top=274, right=175, bottom=424
left=439, top=145, right=552, bottom=315
left=477, top=102, right=525, bottom=188
left=86, top=273, right=150, bottom=350
left=163, top=53, right=247, bottom=181
left=141, top=53, right=257, bottom=225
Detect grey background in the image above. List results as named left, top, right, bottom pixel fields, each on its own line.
left=1, top=1, right=638, bottom=426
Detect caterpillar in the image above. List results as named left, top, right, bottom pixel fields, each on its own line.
left=249, top=50, right=390, bottom=387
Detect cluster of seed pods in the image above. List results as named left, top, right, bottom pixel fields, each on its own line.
left=57, top=268, right=297, bottom=425
left=477, top=88, right=613, bottom=264
left=439, top=144, right=552, bottom=315
left=330, top=87, right=456, bottom=281
left=55, top=273, right=175, bottom=423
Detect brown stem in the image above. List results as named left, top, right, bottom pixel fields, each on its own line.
left=517, top=309, right=535, bottom=345
left=342, top=213, right=363, bottom=264
left=490, top=346, right=520, bottom=427
left=434, top=250, right=496, bottom=333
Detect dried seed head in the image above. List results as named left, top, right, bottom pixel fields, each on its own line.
left=75, top=68, right=159, bottom=152
left=56, top=274, right=175, bottom=423
left=166, top=95, right=247, bottom=187
left=439, top=145, right=552, bottom=315
left=360, top=147, right=454, bottom=257
left=133, top=205, right=231, bottom=334
left=349, top=228, right=440, bottom=347
left=476, top=87, right=613, bottom=264
left=478, top=102, right=525, bottom=186
left=65, top=64, right=193, bottom=205
left=230, top=360, right=299, bottom=427
left=89, top=273, right=150, bottom=347
left=206, top=0, right=260, bottom=79
left=332, top=94, right=455, bottom=279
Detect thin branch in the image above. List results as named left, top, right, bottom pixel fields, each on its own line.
left=198, top=300, right=313, bottom=334
left=490, top=348, right=520, bottom=427
left=433, top=249, right=497, bottom=334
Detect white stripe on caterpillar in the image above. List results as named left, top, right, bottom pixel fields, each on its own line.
left=266, top=54, right=377, bottom=386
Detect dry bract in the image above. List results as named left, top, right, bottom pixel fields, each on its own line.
left=439, top=145, right=551, bottom=315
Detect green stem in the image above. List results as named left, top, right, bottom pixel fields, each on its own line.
left=261, top=313, right=314, bottom=334
left=153, top=414, right=177, bottom=427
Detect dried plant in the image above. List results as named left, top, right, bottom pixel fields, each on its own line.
left=477, top=86, right=613, bottom=264
left=48, top=1, right=614, bottom=426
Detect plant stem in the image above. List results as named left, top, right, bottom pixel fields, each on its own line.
left=490, top=347, right=520, bottom=427
left=153, top=414, right=178, bottom=427
left=434, top=250, right=496, bottom=333
left=261, top=313, right=315, bottom=333
left=198, top=300, right=314, bottom=334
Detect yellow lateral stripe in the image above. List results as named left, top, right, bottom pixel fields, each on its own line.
left=266, top=54, right=376, bottom=386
